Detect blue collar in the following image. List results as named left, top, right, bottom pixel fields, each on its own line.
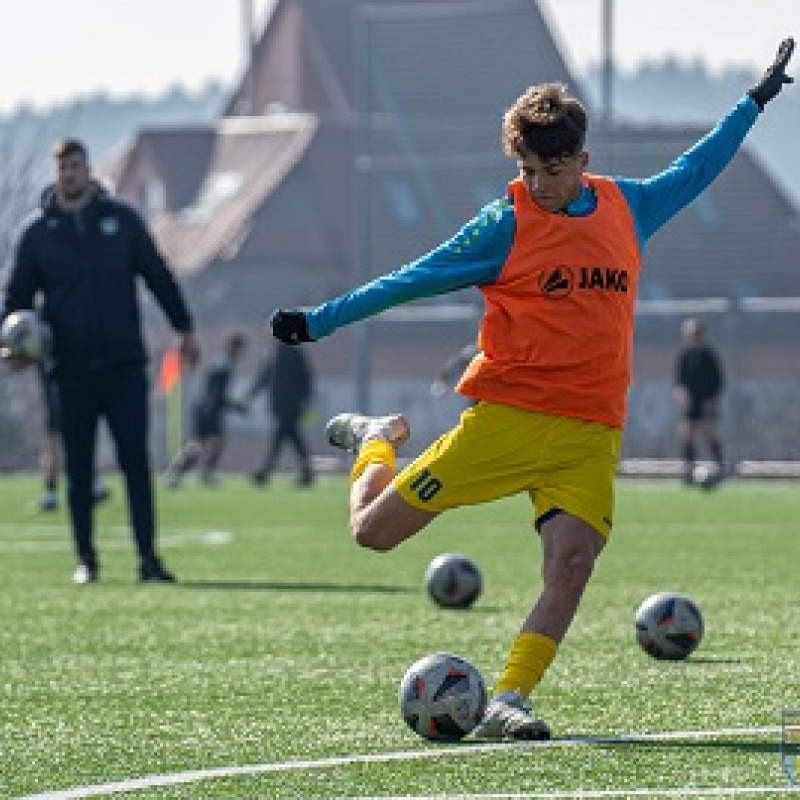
left=562, top=183, right=597, bottom=216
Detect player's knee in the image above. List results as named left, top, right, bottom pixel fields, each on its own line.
left=350, top=517, right=397, bottom=552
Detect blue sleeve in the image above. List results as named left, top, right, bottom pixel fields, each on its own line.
left=306, top=198, right=514, bottom=340
left=615, top=96, right=760, bottom=246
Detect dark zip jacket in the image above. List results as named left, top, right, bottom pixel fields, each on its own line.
left=2, top=183, right=192, bottom=373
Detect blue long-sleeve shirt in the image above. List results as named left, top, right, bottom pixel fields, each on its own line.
left=307, top=96, right=759, bottom=341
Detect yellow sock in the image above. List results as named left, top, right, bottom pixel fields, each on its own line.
left=351, top=439, right=395, bottom=482
left=496, top=631, right=558, bottom=697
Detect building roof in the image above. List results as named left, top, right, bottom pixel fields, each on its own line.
left=147, top=114, right=317, bottom=274
left=109, top=0, right=800, bottom=313
left=226, top=0, right=579, bottom=120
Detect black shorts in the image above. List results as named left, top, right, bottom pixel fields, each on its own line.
left=685, top=399, right=718, bottom=423
left=193, top=408, right=223, bottom=438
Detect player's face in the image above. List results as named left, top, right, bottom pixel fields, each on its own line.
left=518, top=150, right=587, bottom=213
left=56, top=152, right=91, bottom=203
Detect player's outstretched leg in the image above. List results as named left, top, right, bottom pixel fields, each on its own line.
left=326, top=412, right=409, bottom=453
left=325, top=411, right=435, bottom=552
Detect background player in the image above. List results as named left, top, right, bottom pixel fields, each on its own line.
left=248, top=339, right=315, bottom=488
left=673, top=317, right=726, bottom=488
left=164, top=332, right=248, bottom=488
left=36, top=363, right=110, bottom=512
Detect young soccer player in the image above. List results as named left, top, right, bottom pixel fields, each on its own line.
left=270, top=39, right=794, bottom=740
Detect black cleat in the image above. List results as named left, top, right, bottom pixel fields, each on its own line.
left=92, top=483, right=111, bottom=505
left=139, top=559, right=177, bottom=583
left=250, top=470, right=268, bottom=486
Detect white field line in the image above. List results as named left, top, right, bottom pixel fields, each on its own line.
left=0, top=527, right=231, bottom=550
left=17, top=725, right=794, bottom=799
left=348, top=789, right=800, bottom=798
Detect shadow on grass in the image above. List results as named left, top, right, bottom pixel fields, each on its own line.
left=178, top=579, right=415, bottom=594
left=418, top=736, right=787, bottom=756
left=566, top=737, right=783, bottom=755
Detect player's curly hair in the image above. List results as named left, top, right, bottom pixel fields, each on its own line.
left=502, top=83, right=587, bottom=161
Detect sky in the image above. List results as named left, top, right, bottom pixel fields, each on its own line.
left=0, top=0, right=796, bottom=114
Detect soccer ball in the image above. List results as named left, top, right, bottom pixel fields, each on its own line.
left=0, top=310, right=51, bottom=362
left=399, top=652, right=487, bottom=742
left=635, top=591, right=704, bottom=661
left=424, top=553, right=483, bottom=609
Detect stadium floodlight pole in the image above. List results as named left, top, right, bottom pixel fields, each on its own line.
left=601, top=0, right=614, bottom=130
left=240, top=0, right=256, bottom=115
left=353, top=6, right=373, bottom=413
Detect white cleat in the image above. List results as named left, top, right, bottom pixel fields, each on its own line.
left=471, top=690, right=551, bottom=741
left=72, top=563, right=98, bottom=585
left=38, top=489, right=59, bottom=513
left=163, top=470, right=182, bottom=490
left=325, top=412, right=410, bottom=453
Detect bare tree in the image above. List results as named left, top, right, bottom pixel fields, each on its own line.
left=0, top=111, right=77, bottom=471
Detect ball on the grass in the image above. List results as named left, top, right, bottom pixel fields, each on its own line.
left=424, top=552, right=482, bottom=609
left=399, top=652, right=487, bottom=742
left=635, top=591, right=704, bottom=661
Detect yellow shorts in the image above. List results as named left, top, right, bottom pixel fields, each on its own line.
left=394, top=401, right=622, bottom=539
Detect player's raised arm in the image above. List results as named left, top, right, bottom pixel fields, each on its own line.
left=617, top=36, right=795, bottom=245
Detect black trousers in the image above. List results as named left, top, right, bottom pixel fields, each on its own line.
left=56, top=365, right=156, bottom=566
left=257, top=411, right=312, bottom=480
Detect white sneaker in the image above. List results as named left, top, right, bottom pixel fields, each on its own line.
left=163, top=470, right=181, bottom=489
left=471, top=690, right=551, bottom=741
left=72, top=563, right=98, bottom=585
left=325, top=412, right=410, bottom=453
left=38, top=489, right=59, bottom=512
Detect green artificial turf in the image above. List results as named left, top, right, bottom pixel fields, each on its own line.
left=1, top=475, right=799, bottom=798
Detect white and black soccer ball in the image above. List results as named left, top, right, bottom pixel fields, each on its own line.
left=424, top=553, right=483, bottom=609
left=399, top=652, right=487, bottom=742
left=635, top=591, right=704, bottom=661
left=0, top=310, right=51, bottom=362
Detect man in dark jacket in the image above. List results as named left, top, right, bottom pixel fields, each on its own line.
left=1, top=138, right=200, bottom=583
left=249, top=340, right=315, bottom=487
left=673, top=317, right=725, bottom=488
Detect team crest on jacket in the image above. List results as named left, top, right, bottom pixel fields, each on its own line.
left=538, top=266, right=574, bottom=297
left=100, top=217, right=119, bottom=236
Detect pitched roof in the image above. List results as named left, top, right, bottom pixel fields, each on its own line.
left=227, top=0, right=580, bottom=119
left=147, top=113, right=317, bottom=274
left=111, top=127, right=216, bottom=213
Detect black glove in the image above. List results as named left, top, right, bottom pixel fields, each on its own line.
left=270, top=309, right=314, bottom=344
left=749, top=37, right=795, bottom=110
